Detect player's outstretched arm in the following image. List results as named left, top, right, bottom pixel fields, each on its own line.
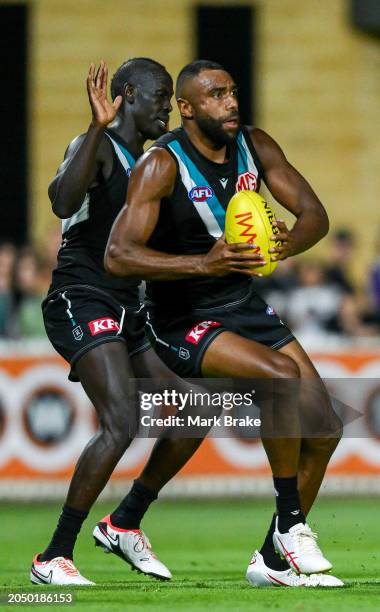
left=251, top=128, right=329, bottom=260
left=105, top=148, right=265, bottom=279
left=49, top=61, right=122, bottom=219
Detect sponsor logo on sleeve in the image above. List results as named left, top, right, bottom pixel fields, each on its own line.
left=185, top=321, right=221, bottom=345
left=88, top=318, right=120, bottom=336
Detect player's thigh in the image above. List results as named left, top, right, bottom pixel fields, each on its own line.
left=131, top=347, right=192, bottom=401
left=196, top=287, right=298, bottom=378
left=201, top=331, right=300, bottom=378
left=76, top=341, right=138, bottom=430
left=131, top=347, right=180, bottom=379
left=279, top=339, right=319, bottom=379
left=131, top=347, right=218, bottom=418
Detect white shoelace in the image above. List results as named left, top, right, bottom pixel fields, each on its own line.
left=294, top=525, right=321, bottom=555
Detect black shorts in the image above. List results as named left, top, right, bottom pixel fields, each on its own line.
left=42, top=284, right=150, bottom=381
left=145, top=284, right=294, bottom=377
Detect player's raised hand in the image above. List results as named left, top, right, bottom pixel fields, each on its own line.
left=269, top=220, right=294, bottom=261
left=87, top=61, right=123, bottom=128
left=201, top=234, right=266, bottom=277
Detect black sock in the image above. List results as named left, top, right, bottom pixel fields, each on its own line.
left=259, top=514, right=290, bottom=571
left=273, top=475, right=305, bottom=532
left=110, top=479, right=158, bottom=529
left=39, top=505, right=88, bottom=562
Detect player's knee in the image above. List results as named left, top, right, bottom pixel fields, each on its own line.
left=305, top=432, right=341, bottom=458
left=271, top=353, right=300, bottom=379
left=102, top=423, right=131, bottom=453
left=321, top=399, right=344, bottom=443
left=325, top=417, right=343, bottom=447
left=99, top=403, right=133, bottom=449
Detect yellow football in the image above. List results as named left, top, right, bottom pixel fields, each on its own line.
left=225, top=190, right=281, bottom=276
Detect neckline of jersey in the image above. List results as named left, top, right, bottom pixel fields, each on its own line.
left=105, top=128, right=136, bottom=160
left=181, top=128, right=236, bottom=174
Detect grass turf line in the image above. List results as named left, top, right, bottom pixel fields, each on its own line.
left=1, top=498, right=379, bottom=611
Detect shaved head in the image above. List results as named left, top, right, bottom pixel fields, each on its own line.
left=110, top=57, right=173, bottom=141
left=175, top=59, right=224, bottom=99
left=111, top=57, right=171, bottom=100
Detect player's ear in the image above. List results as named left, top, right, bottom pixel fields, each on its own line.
left=177, top=97, right=193, bottom=120
left=124, top=83, right=136, bottom=104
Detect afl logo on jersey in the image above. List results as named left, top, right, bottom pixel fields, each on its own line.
left=236, top=171, right=257, bottom=192
left=189, top=186, right=214, bottom=202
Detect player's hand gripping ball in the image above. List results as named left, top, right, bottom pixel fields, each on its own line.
left=225, top=190, right=282, bottom=276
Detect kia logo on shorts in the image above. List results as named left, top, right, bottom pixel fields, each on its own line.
left=88, top=318, right=120, bottom=336
left=188, top=186, right=214, bottom=202
left=185, top=321, right=221, bottom=345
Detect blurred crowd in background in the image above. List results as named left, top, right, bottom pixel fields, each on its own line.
left=0, top=228, right=61, bottom=340
left=1, top=227, right=380, bottom=344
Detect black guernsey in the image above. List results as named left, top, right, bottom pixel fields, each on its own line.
left=146, top=127, right=263, bottom=310
left=49, top=129, right=140, bottom=308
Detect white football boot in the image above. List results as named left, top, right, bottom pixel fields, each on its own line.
left=246, top=550, right=343, bottom=587
left=30, top=554, right=95, bottom=585
left=93, top=514, right=172, bottom=581
left=273, top=517, right=332, bottom=574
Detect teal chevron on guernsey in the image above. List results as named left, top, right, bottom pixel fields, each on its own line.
left=62, top=135, right=135, bottom=234
left=168, top=139, right=226, bottom=237
left=109, top=138, right=136, bottom=170
left=237, top=131, right=259, bottom=178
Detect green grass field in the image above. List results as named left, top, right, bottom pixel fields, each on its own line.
left=1, top=498, right=379, bottom=611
